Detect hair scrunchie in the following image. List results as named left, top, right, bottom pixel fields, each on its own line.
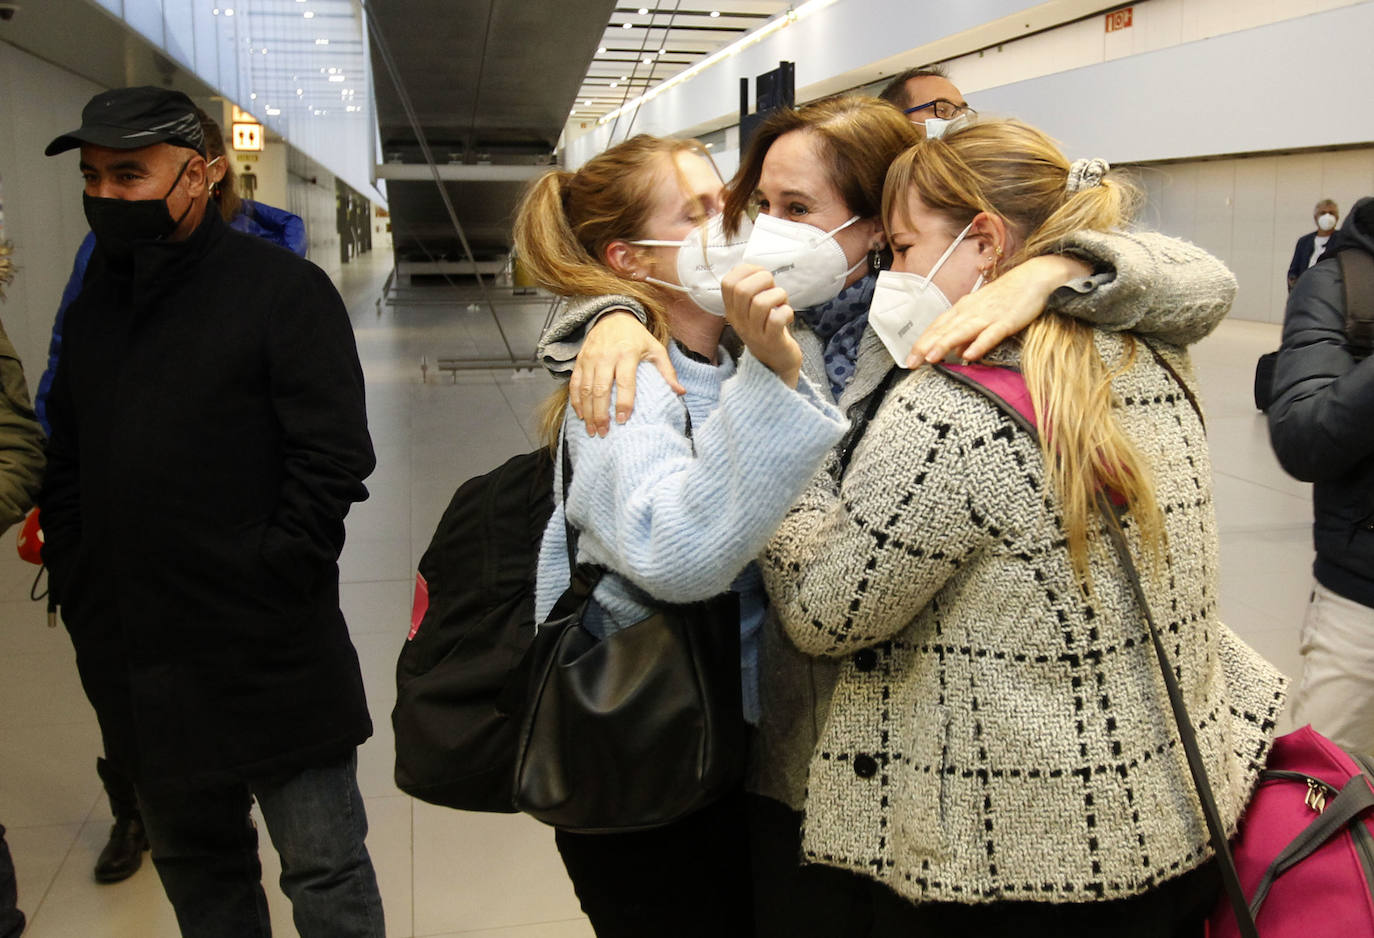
left=1066, top=157, right=1110, bottom=194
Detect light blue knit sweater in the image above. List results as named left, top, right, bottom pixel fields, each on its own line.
left=535, top=342, right=847, bottom=722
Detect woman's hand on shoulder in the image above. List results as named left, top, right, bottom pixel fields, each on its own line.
left=571, top=311, right=683, bottom=436
left=722, top=264, right=802, bottom=388
left=907, top=254, right=1092, bottom=365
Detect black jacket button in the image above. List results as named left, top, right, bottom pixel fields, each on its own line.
left=854, top=649, right=877, bottom=672
left=853, top=754, right=878, bottom=778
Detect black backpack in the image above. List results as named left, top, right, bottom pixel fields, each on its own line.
left=392, top=447, right=554, bottom=811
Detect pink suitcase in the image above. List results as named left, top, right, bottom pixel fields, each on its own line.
left=1209, top=725, right=1374, bottom=937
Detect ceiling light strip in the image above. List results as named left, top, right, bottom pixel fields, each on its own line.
left=595, top=0, right=838, bottom=127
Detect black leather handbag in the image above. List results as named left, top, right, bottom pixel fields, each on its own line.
left=511, top=416, right=746, bottom=834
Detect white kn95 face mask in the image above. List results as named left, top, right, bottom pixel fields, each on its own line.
left=739, top=212, right=866, bottom=310
left=868, top=219, right=980, bottom=367
left=630, top=213, right=753, bottom=317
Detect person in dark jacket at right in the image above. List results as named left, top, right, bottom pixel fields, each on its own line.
left=1268, top=195, right=1374, bottom=755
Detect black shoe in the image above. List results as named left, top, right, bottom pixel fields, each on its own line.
left=94, top=815, right=149, bottom=883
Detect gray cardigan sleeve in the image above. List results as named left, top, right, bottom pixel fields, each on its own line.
left=537, top=294, right=649, bottom=377
left=0, top=317, right=46, bottom=532
left=1045, top=230, right=1237, bottom=346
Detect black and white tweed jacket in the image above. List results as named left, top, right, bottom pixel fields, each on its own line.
left=762, top=333, right=1287, bottom=904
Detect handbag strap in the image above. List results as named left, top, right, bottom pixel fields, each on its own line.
left=1098, top=504, right=1259, bottom=938
left=1339, top=247, right=1374, bottom=357
left=1244, top=773, right=1374, bottom=920
left=1140, top=340, right=1205, bottom=431
left=1097, top=347, right=1253, bottom=937
left=833, top=367, right=899, bottom=478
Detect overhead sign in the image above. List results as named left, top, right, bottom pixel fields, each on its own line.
left=232, top=121, right=264, bottom=152
left=1106, top=7, right=1133, bottom=32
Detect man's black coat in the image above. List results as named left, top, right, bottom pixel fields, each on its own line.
left=1269, top=197, right=1374, bottom=609
left=40, top=208, right=376, bottom=788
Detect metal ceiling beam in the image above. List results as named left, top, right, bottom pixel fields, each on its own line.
left=375, top=164, right=545, bottom=181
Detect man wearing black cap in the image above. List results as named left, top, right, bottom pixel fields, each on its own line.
left=40, top=86, right=384, bottom=938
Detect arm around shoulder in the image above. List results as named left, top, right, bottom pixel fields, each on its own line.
left=1047, top=230, right=1237, bottom=345
left=538, top=294, right=649, bottom=376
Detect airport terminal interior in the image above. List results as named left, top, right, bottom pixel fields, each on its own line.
left=1, top=0, right=1372, bottom=935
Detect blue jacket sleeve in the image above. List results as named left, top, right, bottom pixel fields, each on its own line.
left=236, top=200, right=308, bottom=257
left=35, top=233, right=96, bottom=435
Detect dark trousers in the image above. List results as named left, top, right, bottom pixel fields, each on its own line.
left=746, top=793, right=1218, bottom=938
left=748, top=794, right=870, bottom=937
left=0, top=825, right=23, bottom=938
left=554, top=786, right=754, bottom=938
left=98, top=753, right=140, bottom=820
left=137, top=750, right=384, bottom=938
left=859, top=860, right=1219, bottom=937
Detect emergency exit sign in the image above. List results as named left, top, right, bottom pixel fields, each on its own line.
left=1106, top=7, right=1133, bottom=31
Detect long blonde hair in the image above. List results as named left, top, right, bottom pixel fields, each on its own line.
left=884, top=119, right=1162, bottom=583
left=513, top=134, right=710, bottom=448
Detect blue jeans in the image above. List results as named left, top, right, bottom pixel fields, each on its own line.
left=138, top=750, right=384, bottom=938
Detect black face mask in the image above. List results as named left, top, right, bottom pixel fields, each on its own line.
left=82, top=159, right=194, bottom=261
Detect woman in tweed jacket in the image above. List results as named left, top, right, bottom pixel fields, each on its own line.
left=758, top=119, right=1287, bottom=936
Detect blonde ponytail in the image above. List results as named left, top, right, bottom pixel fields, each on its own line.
left=887, top=119, right=1165, bottom=586
left=514, top=135, right=708, bottom=449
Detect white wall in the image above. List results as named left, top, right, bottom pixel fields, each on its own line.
left=1137, top=150, right=1374, bottom=324
left=287, top=148, right=343, bottom=281
left=566, top=0, right=1373, bottom=169
left=946, top=0, right=1361, bottom=99
left=564, top=0, right=1374, bottom=323
left=229, top=143, right=290, bottom=211
left=0, top=41, right=103, bottom=382
left=969, top=1, right=1374, bottom=164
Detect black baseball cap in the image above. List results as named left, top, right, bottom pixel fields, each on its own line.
left=45, top=86, right=206, bottom=157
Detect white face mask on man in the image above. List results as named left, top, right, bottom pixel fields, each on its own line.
left=739, top=213, right=867, bottom=310
left=630, top=213, right=753, bottom=317
left=920, top=113, right=973, bottom=140
left=1317, top=213, right=1337, bottom=233
left=868, top=219, right=981, bottom=367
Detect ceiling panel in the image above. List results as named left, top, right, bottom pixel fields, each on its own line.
left=368, top=0, right=617, bottom=261
left=568, top=1, right=788, bottom=123
left=368, top=0, right=787, bottom=268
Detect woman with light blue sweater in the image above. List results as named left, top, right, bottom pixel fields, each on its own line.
left=512, top=133, right=847, bottom=938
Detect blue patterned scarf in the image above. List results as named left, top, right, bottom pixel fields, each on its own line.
left=795, top=272, right=877, bottom=399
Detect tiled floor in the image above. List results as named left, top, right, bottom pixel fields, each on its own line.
left=1, top=251, right=1311, bottom=936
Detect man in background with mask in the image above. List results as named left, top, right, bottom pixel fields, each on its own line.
left=1288, top=198, right=1340, bottom=290
left=877, top=64, right=975, bottom=137
left=40, top=86, right=384, bottom=938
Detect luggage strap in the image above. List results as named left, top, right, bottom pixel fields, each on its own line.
left=1245, top=774, right=1374, bottom=919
